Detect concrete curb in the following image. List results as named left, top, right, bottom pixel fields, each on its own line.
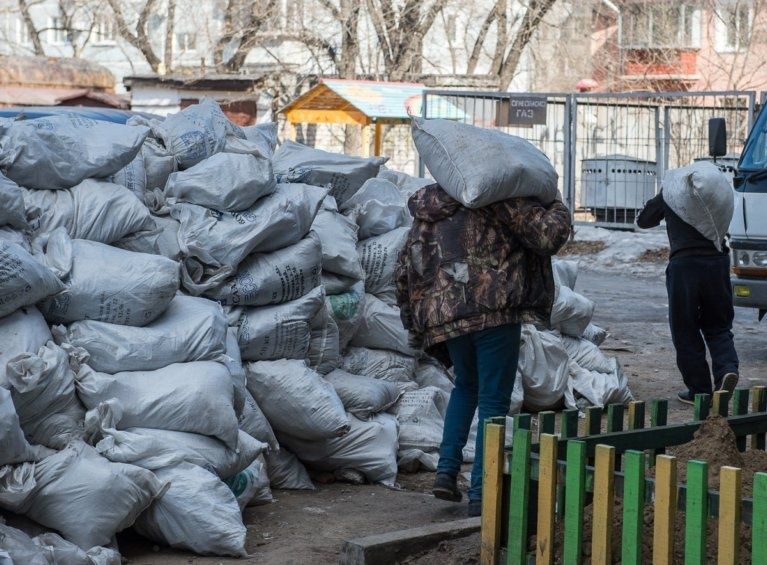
left=339, top=517, right=481, bottom=564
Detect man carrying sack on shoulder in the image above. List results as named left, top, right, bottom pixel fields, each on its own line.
left=636, top=161, right=739, bottom=405
left=394, top=186, right=570, bottom=517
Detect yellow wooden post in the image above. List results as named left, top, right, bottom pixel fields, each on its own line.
left=535, top=434, right=558, bottom=565
left=592, top=444, right=615, bottom=564
left=373, top=122, right=383, bottom=156
left=653, top=455, right=677, bottom=565
left=480, top=420, right=505, bottom=565
left=285, top=119, right=297, bottom=142
left=717, top=466, right=742, bottom=565
left=361, top=124, right=371, bottom=157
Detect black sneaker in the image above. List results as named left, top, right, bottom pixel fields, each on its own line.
left=677, top=390, right=695, bottom=405
left=468, top=499, right=482, bottom=517
left=432, top=473, right=462, bottom=502
left=718, top=373, right=739, bottom=395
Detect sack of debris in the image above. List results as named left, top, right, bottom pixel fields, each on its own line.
left=172, top=183, right=326, bottom=294
left=312, top=206, right=365, bottom=281
left=1, top=388, right=53, bottom=466
left=0, top=173, right=27, bottom=229
left=7, top=342, right=86, bottom=450
left=75, top=361, right=239, bottom=449
left=273, top=140, right=388, bottom=205
left=350, top=294, right=415, bottom=356
left=236, top=286, right=326, bottom=361
left=393, top=386, right=449, bottom=453
left=150, top=97, right=243, bottom=169
left=56, top=294, right=228, bottom=373
left=550, top=285, right=595, bottom=338
left=278, top=413, right=399, bottom=486
left=36, top=228, right=179, bottom=326
left=206, top=232, right=322, bottom=307
left=307, top=303, right=341, bottom=375
left=265, top=447, right=315, bottom=490
left=357, top=226, right=409, bottom=295
left=0, top=307, right=52, bottom=387
left=245, top=360, right=350, bottom=440
left=411, top=117, right=558, bottom=208
left=414, top=360, right=454, bottom=393
left=23, top=179, right=153, bottom=244
left=115, top=214, right=183, bottom=261
left=341, top=178, right=410, bottom=239
left=661, top=161, right=734, bottom=251
left=163, top=152, right=276, bottom=212
left=88, top=400, right=265, bottom=479
left=224, top=454, right=273, bottom=509
left=376, top=168, right=432, bottom=199
left=0, top=115, right=149, bottom=189
left=0, top=239, right=65, bottom=319
left=325, top=369, right=402, bottom=419
left=560, top=334, right=615, bottom=374
left=242, top=122, right=279, bottom=157
left=9, top=441, right=166, bottom=550
left=518, top=326, right=570, bottom=411
left=341, top=347, right=416, bottom=383
left=133, top=462, right=247, bottom=557
left=238, top=388, right=279, bottom=452
left=326, top=281, right=366, bottom=348
left=568, top=360, right=633, bottom=408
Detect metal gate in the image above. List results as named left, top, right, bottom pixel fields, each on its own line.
left=420, top=90, right=757, bottom=228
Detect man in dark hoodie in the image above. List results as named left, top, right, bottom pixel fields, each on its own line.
left=637, top=192, right=739, bottom=405
left=394, top=185, right=570, bottom=516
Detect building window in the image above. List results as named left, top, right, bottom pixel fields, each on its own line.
left=623, top=4, right=701, bottom=48
left=175, top=31, right=197, bottom=52
left=94, top=18, right=116, bottom=44
left=717, top=1, right=752, bottom=52
left=18, top=18, right=32, bottom=45
left=48, top=16, right=70, bottom=44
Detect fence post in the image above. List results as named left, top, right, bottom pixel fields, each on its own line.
left=717, top=466, right=741, bottom=565
left=592, top=444, right=616, bottom=565
left=535, top=434, right=558, bottom=565
left=507, top=429, right=532, bottom=565
left=480, top=417, right=505, bottom=565
left=753, top=472, right=767, bottom=564
left=751, top=386, right=767, bottom=450
left=417, top=90, right=427, bottom=177
left=653, top=455, right=678, bottom=565
left=684, top=460, right=708, bottom=565
left=563, top=440, right=586, bottom=564
left=566, top=95, right=577, bottom=214
left=621, top=450, right=645, bottom=565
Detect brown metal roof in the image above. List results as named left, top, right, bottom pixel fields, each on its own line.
left=0, top=55, right=115, bottom=90
left=0, top=86, right=128, bottom=109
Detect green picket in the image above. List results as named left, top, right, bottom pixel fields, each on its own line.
left=650, top=399, right=669, bottom=464
left=628, top=401, right=645, bottom=430
left=507, top=428, right=531, bottom=565
left=561, top=409, right=579, bottom=439
left=684, top=460, right=708, bottom=565
left=732, top=389, right=749, bottom=451
left=586, top=406, right=602, bottom=436
left=694, top=394, right=710, bottom=421
left=539, top=411, right=556, bottom=438
left=514, top=413, right=532, bottom=432
left=607, top=404, right=625, bottom=432
left=621, top=450, right=645, bottom=565
left=563, top=440, right=587, bottom=565
left=754, top=473, right=767, bottom=565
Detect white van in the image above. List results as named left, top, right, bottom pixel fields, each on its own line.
left=724, top=109, right=767, bottom=319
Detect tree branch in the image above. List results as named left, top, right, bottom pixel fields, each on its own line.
left=17, top=0, right=45, bottom=55
left=467, top=4, right=498, bottom=74
left=498, top=0, right=557, bottom=89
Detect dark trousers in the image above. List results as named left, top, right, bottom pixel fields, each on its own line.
left=666, top=254, right=739, bottom=395
left=437, top=323, right=522, bottom=501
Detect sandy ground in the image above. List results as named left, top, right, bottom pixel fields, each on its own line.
left=116, top=257, right=767, bottom=564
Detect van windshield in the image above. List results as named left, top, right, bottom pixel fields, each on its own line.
left=741, top=107, right=767, bottom=171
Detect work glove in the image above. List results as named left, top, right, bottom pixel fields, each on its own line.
left=407, top=331, right=424, bottom=351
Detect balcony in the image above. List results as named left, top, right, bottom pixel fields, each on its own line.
left=620, top=47, right=700, bottom=89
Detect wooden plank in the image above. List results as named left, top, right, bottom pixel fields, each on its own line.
left=751, top=386, right=767, bottom=450
left=560, top=409, right=579, bottom=439
left=285, top=108, right=370, bottom=125
left=373, top=122, right=383, bottom=156
left=585, top=406, right=603, bottom=436
left=507, top=429, right=532, bottom=565
left=694, top=393, right=710, bottom=421
left=621, top=450, right=645, bottom=565
left=732, top=389, right=749, bottom=452
left=540, top=412, right=767, bottom=461
left=562, top=441, right=586, bottom=564
left=717, top=466, right=741, bottom=565
left=684, top=460, right=708, bottom=565
left=538, top=412, right=556, bottom=438
left=713, top=390, right=730, bottom=418
left=480, top=420, right=505, bottom=565
left=753, top=472, right=767, bottom=565
left=591, top=444, right=615, bottom=565
left=535, top=434, right=557, bottom=565
left=628, top=401, right=645, bottom=430
left=650, top=399, right=669, bottom=464
left=607, top=404, right=625, bottom=433
left=653, top=455, right=677, bottom=565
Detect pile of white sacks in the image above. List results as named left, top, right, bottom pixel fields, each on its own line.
left=0, top=99, right=631, bottom=560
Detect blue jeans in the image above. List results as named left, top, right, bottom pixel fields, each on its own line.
left=436, top=323, right=522, bottom=501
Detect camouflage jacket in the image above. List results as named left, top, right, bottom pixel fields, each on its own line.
left=394, top=184, right=571, bottom=362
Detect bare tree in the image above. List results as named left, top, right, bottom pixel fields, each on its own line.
left=17, top=0, right=45, bottom=55
left=212, top=0, right=280, bottom=71
left=106, top=0, right=178, bottom=73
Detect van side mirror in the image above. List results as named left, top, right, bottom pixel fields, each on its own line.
left=709, top=118, right=727, bottom=158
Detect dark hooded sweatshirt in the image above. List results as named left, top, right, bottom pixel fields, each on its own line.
left=394, top=184, right=571, bottom=362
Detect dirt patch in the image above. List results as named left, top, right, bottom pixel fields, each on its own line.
left=399, top=532, right=480, bottom=564
left=638, top=248, right=669, bottom=263
left=558, top=240, right=606, bottom=256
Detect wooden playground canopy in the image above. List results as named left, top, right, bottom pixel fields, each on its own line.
left=280, top=78, right=465, bottom=155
